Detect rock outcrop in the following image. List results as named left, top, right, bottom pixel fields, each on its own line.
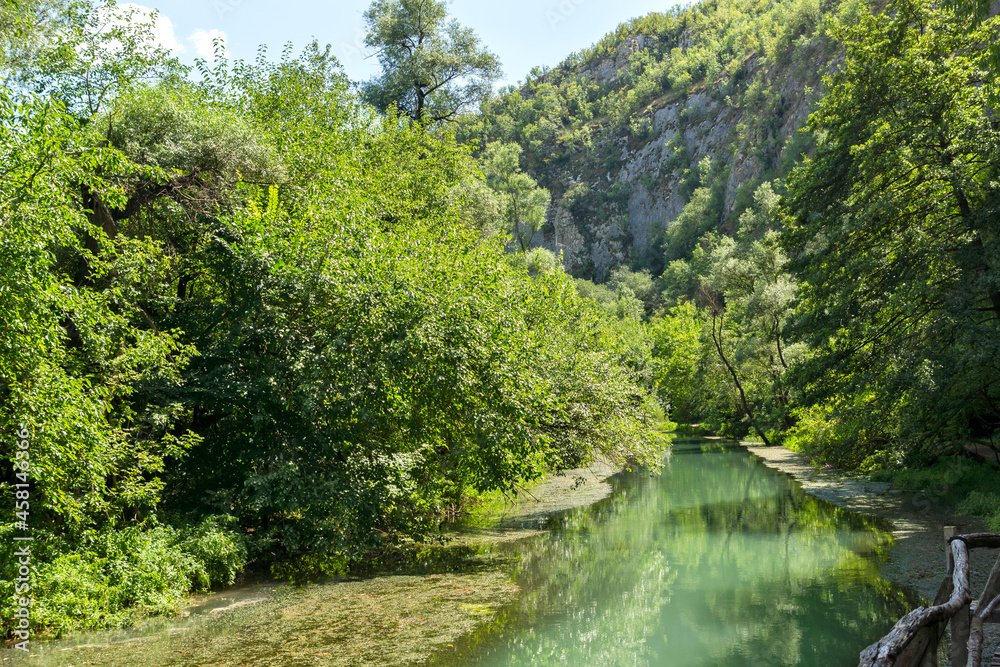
left=521, top=28, right=829, bottom=279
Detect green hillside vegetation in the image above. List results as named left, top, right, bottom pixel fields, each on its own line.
left=0, top=1, right=663, bottom=636
left=461, top=0, right=1000, bottom=524
left=456, top=0, right=848, bottom=275
left=1, top=0, right=998, bottom=642
left=653, top=0, right=1000, bottom=469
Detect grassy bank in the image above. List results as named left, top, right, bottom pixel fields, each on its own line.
left=867, top=455, right=1000, bottom=531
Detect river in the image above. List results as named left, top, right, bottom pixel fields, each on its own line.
left=4, top=438, right=920, bottom=666
left=440, top=438, right=919, bottom=666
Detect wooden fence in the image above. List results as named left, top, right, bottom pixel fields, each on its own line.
left=859, top=528, right=1000, bottom=667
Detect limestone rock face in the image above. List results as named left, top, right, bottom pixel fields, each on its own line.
left=532, top=206, right=587, bottom=274
left=579, top=33, right=659, bottom=84
left=524, top=41, right=825, bottom=280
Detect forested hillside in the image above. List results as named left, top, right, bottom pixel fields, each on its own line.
left=0, top=0, right=662, bottom=636
left=458, top=0, right=1000, bottom=525
left=457, top=0, right=837, bottom=279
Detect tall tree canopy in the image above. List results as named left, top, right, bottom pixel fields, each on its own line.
left=362, top=0, right=502, bottom=123
left=783, top=0, right=1000, bottom=462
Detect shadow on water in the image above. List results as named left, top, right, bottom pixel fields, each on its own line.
left=432, top=438, right=921, bottom=667
left=2, top=439, right=921, bottom=666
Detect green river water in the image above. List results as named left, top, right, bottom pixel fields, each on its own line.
left=4, top=439, right=920, bottom=666
left=442, top=439, right=919, bottom=666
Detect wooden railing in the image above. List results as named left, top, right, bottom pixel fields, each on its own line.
left=859, top=529, right=1000, bottom=667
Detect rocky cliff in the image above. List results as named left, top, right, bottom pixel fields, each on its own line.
left=465, top=0, right=843, bottom=279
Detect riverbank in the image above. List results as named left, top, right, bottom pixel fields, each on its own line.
left=13, top=443, right=987, bottom=667
left=744, top=443, right=1000, bottom=662
left=4, top=461, right=621, bottom=667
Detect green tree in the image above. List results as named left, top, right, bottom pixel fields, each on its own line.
left=481, top=141, right=551, bottom=251
left=362, top=0, right=501, bottom=123
left=0, top=0, right=53, bottom=68
left=1, top=7, right=666, bottom=634
left=700, top=222, right=796, bottom=444
left=150, top=47, right=659, bottom=569
left=608, top=266, right=658, bottom=314
left=649, top=301, right=704, bottom=421
left=5, top=0, right=183, bottom=119
left=652, top=182, right=796, bottom=441
left=0, top=86, right=199, bottom=565
left=784, top=0, right=1000, bottom=461
left=941, top=0, right=1000, bottom=79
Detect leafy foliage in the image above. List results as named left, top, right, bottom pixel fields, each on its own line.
left=644, top=0, right=1000, bottom=492
left=1, top=0, right=663, bottom=636
left=481, top=141, right=551, bottom=251
left=783, top=0, right=1000, bottom=461
left=4, top=0, right=1000, bottom=641
left=362, top=0, right=502, bottom=123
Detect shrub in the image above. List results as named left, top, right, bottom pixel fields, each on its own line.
left=960, top=492, right=1000, bottom=531
left=3, top=528, right=191, bottom=636
left=173, top=515, right=248, bottom=589
left=0, top=520, right=247, bottom=637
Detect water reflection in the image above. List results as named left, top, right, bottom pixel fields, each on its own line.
left=451, top=439, right=919, bottom=667
left=2, top=440, right=919, bottom=666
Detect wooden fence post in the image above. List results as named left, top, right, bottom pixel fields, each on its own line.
left=944, top=528, right=970, bottom=667
left=922, top=526, right=958, bottom=667
left=859, top=530, right=1000, bottom=667
left=969, top=555, right=1000, bottom=667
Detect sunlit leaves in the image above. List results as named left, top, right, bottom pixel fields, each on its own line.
left=361, top=0, right=502, bottom=124
left=783, top=0, right=1000, bottom=459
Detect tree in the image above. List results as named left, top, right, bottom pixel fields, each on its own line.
left=5, top=0, right=183, bottom=120
left=0, top=85, right=199, bottom=539
left=1, top=4, right=666, bottom=634
left=481, top=141, right=550, bottom=251
left=362, top=0, right=501, bottom=123
left=783, top=0, right=1000, bottom=459
left=653, top=181, right=797, bottom=442
left=941, top=0, right=1000, bottom=80
left=699, top=222, right=796, bottom=445
left=649, top=300, right=703, bottom=421
left=1, top=0, right=40, bottom=63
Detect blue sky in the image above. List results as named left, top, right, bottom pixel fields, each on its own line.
left=131, top=0, right=678, bottom=87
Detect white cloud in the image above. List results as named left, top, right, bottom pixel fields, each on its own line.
left=114, top=3, right=183, bottom=53
left=189, top=29, right=228, bottom=58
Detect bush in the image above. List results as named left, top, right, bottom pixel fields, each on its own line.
left=3, top=528, right=191, bottom=636
left=173, top=515, right=248, bottom=589
left=0, top=520, right=247, bottom=637
left=870, top=457, right=1000, bottom=531
left=960, top=492, right=1000, bottom=531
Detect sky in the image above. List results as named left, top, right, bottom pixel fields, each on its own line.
left=129, top=0, right=679, bottom=87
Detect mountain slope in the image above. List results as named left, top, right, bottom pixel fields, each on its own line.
left=460, top=0, right=860, bottom=279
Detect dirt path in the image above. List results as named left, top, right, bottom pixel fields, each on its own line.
left=745, top=443, right=1000, bottom=663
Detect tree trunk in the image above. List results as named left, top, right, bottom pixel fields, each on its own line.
left=76, top=185, right=119, bottom=285
left=945, top=145, right=1000, bottom=323
left=710, top=310, right=772, bottom=446
left=415, top=86, right=425, bottom=121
